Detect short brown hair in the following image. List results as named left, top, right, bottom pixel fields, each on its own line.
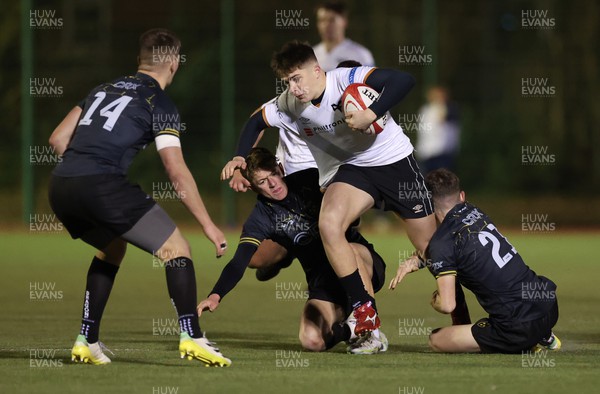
left=138, top=28, right=181, bottom=68
left=316, top=1, right=348, bottom=17
left=271, top=41, right=318, bottom=78
left=425, top=168, right=461, bottom=199
left=242, top=147, right=279, bottom=185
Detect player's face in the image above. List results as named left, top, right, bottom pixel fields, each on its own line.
left=285, top=63, right=322, bottom=102
left=316, top=8, right=347, bottom=42
left=251, top=168, right=288, bottom=201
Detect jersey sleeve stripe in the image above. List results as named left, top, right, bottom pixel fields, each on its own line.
left=435, top=270, right=457, bottom=279
left=239, top=237, right=261, bottom=247
left=362, top=67, right=377, bottom=83
left=156, top=128, right=180, bottom=138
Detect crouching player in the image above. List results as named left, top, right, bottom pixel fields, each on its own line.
left=199, top=148, right=388, bottom=354
left=390, top=169, right=560, bottom=353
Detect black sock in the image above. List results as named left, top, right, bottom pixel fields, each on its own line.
left=325, top=322, right=351, bottom=350
left=80, top=257, right=119, bottom=343
left=165, top=257, right=202, bottom=338
left=339, top=269, right=376, bottom=310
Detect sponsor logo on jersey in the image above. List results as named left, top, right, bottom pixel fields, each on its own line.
left=412, top=204, right=424, bottom=214
left=113, top=81, right=141, bottom=90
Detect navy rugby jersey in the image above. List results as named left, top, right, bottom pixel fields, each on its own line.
left=427, top=202, right=556, bottom=323
left=53, top=73, right=181, bottom=177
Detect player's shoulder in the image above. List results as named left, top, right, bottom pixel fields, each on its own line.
left=329, top=66, right=375, bottom=87
left=275, top=89, right=309, bottom=118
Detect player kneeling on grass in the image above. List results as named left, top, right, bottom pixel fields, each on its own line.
left=389, top=169, right=560, bottom=353
left=198, top=147, right=388, bottom=354
left=47, top=28, right=230, bottom=367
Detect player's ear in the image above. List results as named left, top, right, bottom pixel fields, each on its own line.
left=459, top=191, right=466, bottom=202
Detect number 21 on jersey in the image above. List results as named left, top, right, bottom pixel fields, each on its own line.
left=78, top=92, right=133, bottom=131
left=478, top=223, right=517, bottom=269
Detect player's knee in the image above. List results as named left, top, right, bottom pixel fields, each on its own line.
left=318, top=214, right=344, bottom=242
left=157, top=232, right=191, bottom=261
left=97, top=240, right=127, bottom=265
left=428, top=331, right=443, bottom=352
left=299, top=330, right=326, bottom=352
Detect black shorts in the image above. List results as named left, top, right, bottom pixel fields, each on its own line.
left=49, top=174, right=176, bottom=252
left=308, top=243, right=386, bottom=316
left=471, top=300, right=559, bottom=354
left=331, top=153, right=434, bottom=219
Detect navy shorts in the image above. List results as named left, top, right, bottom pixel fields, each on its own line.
left=331, top=153, right=434, bottom=219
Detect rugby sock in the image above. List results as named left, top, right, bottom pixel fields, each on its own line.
left=164, top=257, right=202, bottom=339
left=80, top=257, right=119, bottom=343
left=339, top=269, right=377, bottom=311
left=325, top=322, right=351, bottom=350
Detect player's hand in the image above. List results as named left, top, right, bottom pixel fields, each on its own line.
left=202, top=222, right=228, bottom=258
left=389, top=255, right=420, bottom=290
left=229, top=169, right=251, bottom=192
left=345, top=108, right=377, bottom=133
left=221, top=156, right=246, bottom=181
left=197, top=293, right=221, bottom=316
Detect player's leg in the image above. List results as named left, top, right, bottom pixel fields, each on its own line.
left=428, top=325, right=481, bottom=353
left=129, top=209, right=230, bottom=366
left=319, top=183, right=379, bottom=335
left=350, top=243, right=374, bottom=296
left=299, top=299, right=345, bottom=352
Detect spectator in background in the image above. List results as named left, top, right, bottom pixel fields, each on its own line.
left=313, top=1, right=375, bottom=71
left=416, top=86, right=461, bottom=175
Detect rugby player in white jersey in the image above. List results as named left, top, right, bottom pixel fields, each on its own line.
left=222, top=41, right=436, bottom=339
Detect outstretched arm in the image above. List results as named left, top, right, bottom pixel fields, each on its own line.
left=197, top=242, right=258, bottom=315
left=159, top=147, right=227, bottom=257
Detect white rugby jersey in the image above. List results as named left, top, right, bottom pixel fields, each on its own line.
left=261, top=66, right=414, bottom=187
left=313, top=39, right=375, bottom=72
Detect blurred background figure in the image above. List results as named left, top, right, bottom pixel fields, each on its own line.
left=313, top=1, right=375, bottom=71
left=415, top=86, right=461, bottom=175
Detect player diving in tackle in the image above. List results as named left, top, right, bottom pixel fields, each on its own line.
left=390, top=169, right=560, bottom=353
left=48, top=28, right=231, bottom=366
left=222, top=41, right=437, bottom=340
left=200, top=147, right=389, bottom=354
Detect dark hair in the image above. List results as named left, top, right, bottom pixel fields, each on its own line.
left=138, top=28, right=181, bottom=67
left=316, top=1, right=348, bottom=17
left=336, top=60, right=362, bottom=68
left=242, top=147, right=279, bottom=184
left=271, top=40, right=318, bottom=78
left=425, top=168, right=461, bottom=199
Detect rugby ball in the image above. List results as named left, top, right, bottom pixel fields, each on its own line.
left=341, top=83, right=387, bottom=135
